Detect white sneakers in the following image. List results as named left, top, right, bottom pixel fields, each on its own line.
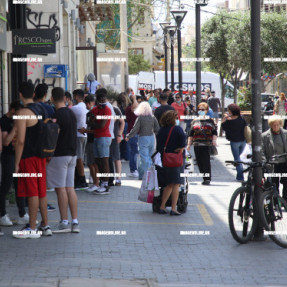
left=16, top=213, right=29, bottom=225
left=128, top=170, right=139, bottom=178
left=87, top=185, right=105, bottom=193
left=0, top=214, right=13, bottom=226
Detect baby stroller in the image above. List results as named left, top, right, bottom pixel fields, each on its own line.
left=151, top=153, right=191, bottom=214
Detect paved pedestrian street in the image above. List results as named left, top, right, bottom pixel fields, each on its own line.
left=0, top=137, right=286, bottom=287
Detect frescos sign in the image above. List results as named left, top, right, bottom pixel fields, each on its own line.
left=12, top=29, right=56, bottom=54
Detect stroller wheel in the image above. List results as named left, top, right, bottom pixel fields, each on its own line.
left=152, top=197, right=161, bottom=213
left=177, top=192, right=188, bottom=213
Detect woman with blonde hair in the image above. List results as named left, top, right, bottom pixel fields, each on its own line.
left=126, top=101, right=160, bottom=180
left=262, top=115, right=287, bottom=202
left=274, top=93, right=287, bottom=116
left=274, top=92, right=287, bottom=129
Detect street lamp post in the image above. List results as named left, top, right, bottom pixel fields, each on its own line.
left=251, top=0, right=263, bottom=239
left=171, top=10, right=187, bottom=98
left=166, top=26, right=177, bottom=92
left=194, top=0, right=208, bottom=108
left=160, top=22, right=170, bottom=90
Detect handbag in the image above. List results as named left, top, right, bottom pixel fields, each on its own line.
left=209, top=145, right=218, bottom=156
left=162, top=126, right=183, bottom=168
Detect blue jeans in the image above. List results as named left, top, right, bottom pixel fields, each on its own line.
left=128, top=136, right=138, bottom=172
left=120, top=122, right=129, bottom=160
left=230, top=141, right=246, bottom=180
left=138, top=135, right=155, bottom=179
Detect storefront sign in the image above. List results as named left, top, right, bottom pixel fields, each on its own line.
left=44, top=64, right=68, bottom=78
left=12, top=29, right=56, bottom=54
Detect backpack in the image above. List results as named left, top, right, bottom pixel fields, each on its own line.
left=26, top=103, right=59, bottom=158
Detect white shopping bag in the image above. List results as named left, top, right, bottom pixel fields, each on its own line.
left=138, top=165, right=160, bottom=202
left=153, top=152, right=162, bottom=167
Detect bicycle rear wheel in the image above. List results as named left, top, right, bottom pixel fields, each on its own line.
left=260, top=190, right=287, bottom=248
left=228, top=187, right=258, bottom=243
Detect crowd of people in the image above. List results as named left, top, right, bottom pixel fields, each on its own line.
left=0, top=78, right=286, bottom=237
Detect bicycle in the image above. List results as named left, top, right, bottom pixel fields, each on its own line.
left=226, top=153, right=287, bottom=248
left=259, top=155, right=287, bottom=248
left=226, top=158, right=260, bottom=244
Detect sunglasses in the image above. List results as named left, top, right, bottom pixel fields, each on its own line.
left=175, top=97, right=181, bottom=99
left=198, top=109, right=206, bottom=111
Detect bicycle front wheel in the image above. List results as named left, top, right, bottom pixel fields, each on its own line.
left=228, top=187, right=258, bottom=243
left=260, top=190, right=287, bottom=248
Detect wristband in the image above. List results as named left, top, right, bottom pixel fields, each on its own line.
left=117, top=135, right=121, bottom=137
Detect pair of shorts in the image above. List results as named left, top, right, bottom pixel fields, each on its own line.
left=93, top=137, right=112, bottom=158
left=86, top=142, right=95, bottom=165
left=47, top=156, right=77, bottom=188
left=213, top=112, right=219, bottom=119
left=109, top=139, right=120, bottom=161
left=17, top=157, right=47, bottom=198
left=76, top=137, right=87, bottom=159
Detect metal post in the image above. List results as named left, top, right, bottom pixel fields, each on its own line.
left=164, top=33, right=168, bottom=89
left=120, top=3, right=129, bottom=90
left=177, top=28, right=183, bottom=97
left=170, top=35, right=175, bottom=92
left=251, top=0, right=263, bottom=239
left=195, top=4, right=201, bottom=109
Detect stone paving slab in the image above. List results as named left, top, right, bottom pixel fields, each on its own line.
left=1, top=137, right=287, bottom=286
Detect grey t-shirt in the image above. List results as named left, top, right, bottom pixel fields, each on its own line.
left=127, top=115, right=160, bottom=138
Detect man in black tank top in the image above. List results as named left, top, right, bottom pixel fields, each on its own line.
left=14, top=82, right=51, bottom=239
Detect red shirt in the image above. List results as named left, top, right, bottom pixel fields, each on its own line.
left=91, top=105, right=111, bottom=138
left=171, top=102, right=185, bottom=122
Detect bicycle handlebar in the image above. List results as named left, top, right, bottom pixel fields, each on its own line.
left=225, top=153, right=287, bottom=168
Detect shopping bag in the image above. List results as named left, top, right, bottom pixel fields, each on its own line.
left=147, top=191, right=154, bottom=203
left=153, top=152, right=162, bottom=167
left=138, top=165, right=159, bottom=202
left=146, top=165, right=159, bottom=191
left=138, top=172, right=149, bottom=202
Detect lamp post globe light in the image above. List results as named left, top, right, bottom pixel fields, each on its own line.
left=171, top=10, right=187, bottom=98
left=160, top=22, right=170, bottom=89
left=166, top=25, right=177, bottom=92
left=194, top=0, right=209, bottom=109
left=194, top=0, right=209, bottom=6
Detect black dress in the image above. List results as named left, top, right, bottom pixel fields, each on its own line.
left=156, top=125, right=186, bottom=185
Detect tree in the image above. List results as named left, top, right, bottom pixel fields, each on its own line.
left=261, top=11, right=287, bottom=91
left=201, top=10, right=287, bottom=104
left=202, top=11, right=250, bottom=104
left=128, top=52, right=151, bottom=74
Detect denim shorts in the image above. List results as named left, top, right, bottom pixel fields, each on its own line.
left=93, top=137, right=112, bottom=158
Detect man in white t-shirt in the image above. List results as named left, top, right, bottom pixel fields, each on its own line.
left=71, top=89, right=89, bottom=189
left=86, top=73, right=100, bottom=94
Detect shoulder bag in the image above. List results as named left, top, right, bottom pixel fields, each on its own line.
left=162, top=126, right=183, bottom=168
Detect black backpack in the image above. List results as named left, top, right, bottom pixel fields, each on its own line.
left=27, top=103, right=59, bottom=158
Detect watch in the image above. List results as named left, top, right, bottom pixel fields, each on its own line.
left=117, top=135, right=121, bottom=137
